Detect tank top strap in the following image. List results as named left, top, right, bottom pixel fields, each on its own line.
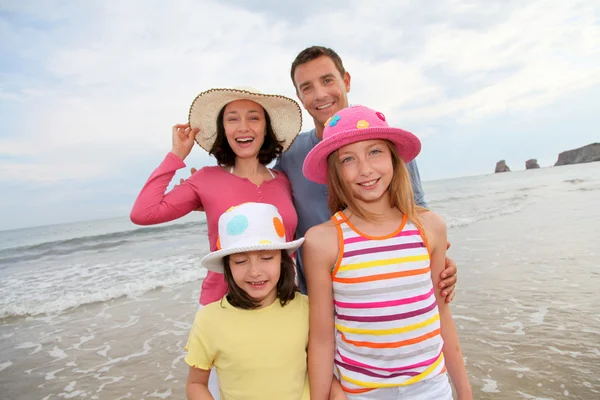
left=330, top=211, right=348, bottom=225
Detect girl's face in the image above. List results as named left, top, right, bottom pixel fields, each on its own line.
left=337, top=139, right=394, bottom=206
left=228, top=250, right=281, bottom=308
left=223, top=99, right=267, bottom=160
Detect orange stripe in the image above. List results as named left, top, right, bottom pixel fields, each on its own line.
left=341, top=328, right=441, bottom=348
left=333, top=267, right=430, bottom=284
left=417, top=227, right=432, bottom=256
left=331, top=213, right=345, bottom=277
left=340, top=384, right=374, bottom=394
left=343, top=213, right=408, bottom=240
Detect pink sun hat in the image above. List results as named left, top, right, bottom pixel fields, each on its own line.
left=302, top=105, right=422, bottom=184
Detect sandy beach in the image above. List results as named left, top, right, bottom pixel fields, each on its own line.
left=1, top=162, right=599, bottom=399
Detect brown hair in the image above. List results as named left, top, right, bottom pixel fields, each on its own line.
left=327, top=140, right=426, bottom=233
left=222, top=251, right=298, bottom=310
left=290, top=46, right=346, bottom=88
left=209, top=106, right=284, bottom=167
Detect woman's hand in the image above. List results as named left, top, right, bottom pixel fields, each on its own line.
left=171, top=123, right=199, bottom=161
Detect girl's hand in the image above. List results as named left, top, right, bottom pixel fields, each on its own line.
left=171, top=123, right=199, bottom=161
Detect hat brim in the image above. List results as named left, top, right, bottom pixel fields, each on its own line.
left=201, top=238, right=305, bottom=273
left=302, top=127, right=422, bottom=184
left=188, top=88, right=303, bottom=153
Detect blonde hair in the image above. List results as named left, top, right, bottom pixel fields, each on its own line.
left=327, top=140, right=426, bottom=233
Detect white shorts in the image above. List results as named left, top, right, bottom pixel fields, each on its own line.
left=346, top=373, right=453, bottom=400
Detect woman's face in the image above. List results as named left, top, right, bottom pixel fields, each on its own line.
left=222, top=99, right=267, bottom=160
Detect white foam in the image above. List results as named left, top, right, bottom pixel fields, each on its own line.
left=0, top=255, right=207, bottom=318
left=517, top=391, right=553, bottom=399
left=148, top=389, right=172, bottom=399
left=481, top=379, right=500, bottom=393
left=63, top=381, right=76, bottom=392
left=70, top=335, right=94, bottom=350
left=0, top=361, right=12, bottom=371
left=16, top=342, right=42, bottom=354
left=453, top=315, right=480, bottom=322
left=96, top=376, right=123, bottom=393
left=97, top=344, right=111, bottom=358
left=60, top=390, right=86, bottom=398
left=171, top=353, right=186, bottom=369
left=509, top=367, right=530, bottom=372
left=530, top=306, right=548, bottom=325
left=501, top=321, right=526, bottom=335
left=49, top=346, right=68, bottom=360
left=548, top=346, right=582, bottom=358
left=45, top=368, right=64, bottom=380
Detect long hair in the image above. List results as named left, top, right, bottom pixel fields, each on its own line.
left=327, top=140, right=426, bottom=233
left=222, top=251, right=298, bottom=310
left=209, top=107, right=284, bottom=167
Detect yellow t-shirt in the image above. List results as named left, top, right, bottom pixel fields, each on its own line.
left=185, top=294, right=310, bottom=400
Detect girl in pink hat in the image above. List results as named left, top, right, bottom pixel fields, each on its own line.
left=302, top=105, right=472, bottom=399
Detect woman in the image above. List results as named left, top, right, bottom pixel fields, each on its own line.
left=130, top=88, right=303, bottom=399
left=130, top=87, right=303, bottom=306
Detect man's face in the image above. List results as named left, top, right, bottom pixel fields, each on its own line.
left=293, top=56, right=351, bottom=129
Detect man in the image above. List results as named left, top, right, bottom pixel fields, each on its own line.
left=275, top=46, right=457, bottom=301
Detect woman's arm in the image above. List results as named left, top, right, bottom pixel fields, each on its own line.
left=130, top=123, right=204, bottom=225
left=130, top=152, right=203, bottom=225
left=422, top=211, right=472, bottom=399
left=304, top=223, right=339, bottom=400
left=186, top=367, right=213, bottom=400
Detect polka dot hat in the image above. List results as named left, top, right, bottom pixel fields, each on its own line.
left=302, top=105, right=422, bottom=184
left=201, top=202, right=305, bottom=272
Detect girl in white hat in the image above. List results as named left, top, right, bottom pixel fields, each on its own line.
left=184, top=202, right=345, bottom=400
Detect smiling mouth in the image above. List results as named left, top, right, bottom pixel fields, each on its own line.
left=358, top=179, right=379, bottom=188
left=235, top=137, right=254, bottom=144
left=248, top=281, right=267, bottom=287
left=316, top=102, right=334, bottom=111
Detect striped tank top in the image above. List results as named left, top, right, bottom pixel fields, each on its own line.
left=331, top=211, right=446, bottom=394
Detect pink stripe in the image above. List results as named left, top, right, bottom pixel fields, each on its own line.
left=334, top=287, right=434, bottom=309
left=344, top=230, right=421, bottom=244
left=338, top=350, right=441, bottom=372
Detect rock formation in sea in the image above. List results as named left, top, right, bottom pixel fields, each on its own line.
left=555, top=143, right=600, bottom=166
left=525, top=159, right=540, bottom=169
left=495, top=160, right=511, bottom=173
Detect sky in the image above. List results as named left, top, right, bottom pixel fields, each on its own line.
left=1, top=0, right=599, bottom=230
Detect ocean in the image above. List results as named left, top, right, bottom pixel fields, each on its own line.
left=1, top=162, right=599, bottom=399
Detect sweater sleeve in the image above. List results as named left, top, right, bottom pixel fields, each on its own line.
left=130, top=152, right=203, bottom=225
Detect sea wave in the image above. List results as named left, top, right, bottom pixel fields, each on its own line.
left=0, top=221, right=206, bottom=265
left=0, top=255, right=208, bottom=319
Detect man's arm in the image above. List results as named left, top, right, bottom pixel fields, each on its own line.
left=406, top=159, right=428, bottom=208
left=409, top=159, right=458, bottom=303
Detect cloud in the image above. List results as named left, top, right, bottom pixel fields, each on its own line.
left=0, top=0, right=599, bottom=228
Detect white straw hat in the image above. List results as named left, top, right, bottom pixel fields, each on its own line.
left=188, top=87, right=303, bottom=152
left=201, top=202, right=305, bottom=273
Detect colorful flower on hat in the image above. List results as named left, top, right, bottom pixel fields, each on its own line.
left=356, top=120, right=370, bottom=129
left=376, top=112, right=386, bottom=121
left=325, top=116, right=332, bottom=127
left=329, top=114, right=341, bottom=127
